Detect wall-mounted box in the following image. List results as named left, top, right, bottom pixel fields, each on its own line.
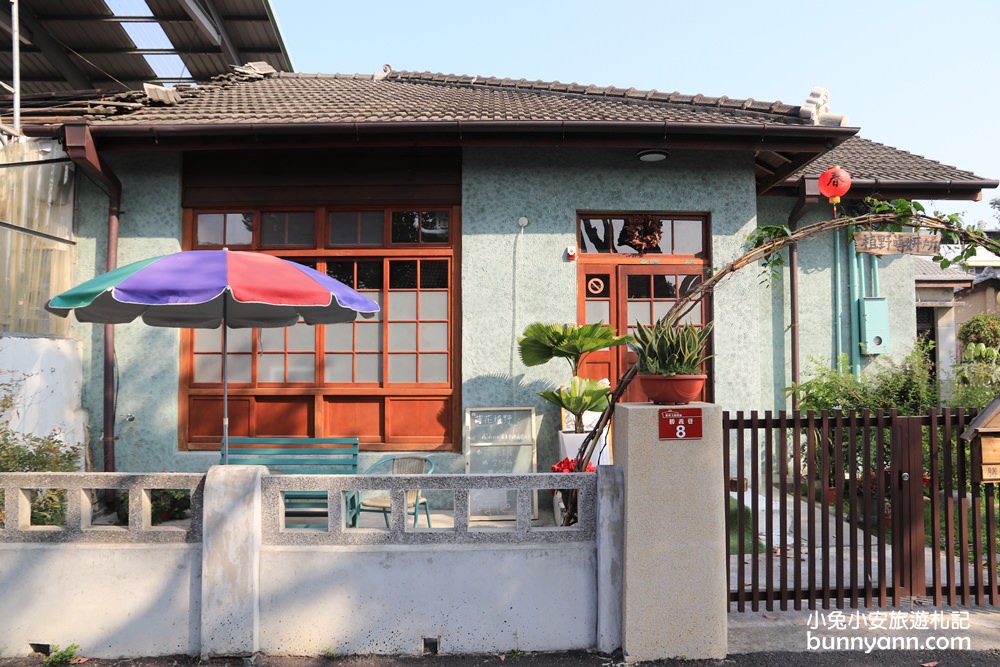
left=861, top=297, right=889, bottom=355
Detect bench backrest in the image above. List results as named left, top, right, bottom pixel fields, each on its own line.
left=224, top=437, right=359, bottom=474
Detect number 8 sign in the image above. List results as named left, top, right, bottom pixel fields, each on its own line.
left=659, top=408, right=703, bottom=440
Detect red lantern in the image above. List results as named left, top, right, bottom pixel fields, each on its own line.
left=818, top=166, right=852, bottom=204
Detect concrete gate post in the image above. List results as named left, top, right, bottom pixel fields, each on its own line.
left=614, top=402, right=727, bottom=661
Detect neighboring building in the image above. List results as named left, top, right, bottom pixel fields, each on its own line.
left=914, top=258, right=974, bottom=385
left=2, top=65, right=996, bottom=473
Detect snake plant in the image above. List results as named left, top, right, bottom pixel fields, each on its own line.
left=629, top=320, right=714, bottom=376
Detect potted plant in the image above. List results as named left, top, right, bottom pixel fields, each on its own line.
left=517, top=322, right=630, bottom=464
left=629, top=319, right=714, bottom=404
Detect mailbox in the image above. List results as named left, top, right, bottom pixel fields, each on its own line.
left=960, top=397, right=1000, bottom=483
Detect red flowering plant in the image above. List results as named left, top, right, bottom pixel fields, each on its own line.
left=550, top=457, right=595, bottom=526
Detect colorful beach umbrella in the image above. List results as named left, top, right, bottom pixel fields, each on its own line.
left=47, top=249, right=380, bottom=460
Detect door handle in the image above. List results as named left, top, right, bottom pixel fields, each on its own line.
left=901, top=472, right=910, bottom=482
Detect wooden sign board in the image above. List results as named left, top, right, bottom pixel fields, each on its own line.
left=982, top=464, right=1000, bottom=483
left=465, top=407, right=537, bottom=520
left=982, top=436, right=1000, bottom=464
left=853, top=232, right=941, bottom=256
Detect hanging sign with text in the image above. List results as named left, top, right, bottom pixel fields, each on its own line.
left=659, top=407, right=703, bottom=440
left=853, top=231, right=941, bottom=256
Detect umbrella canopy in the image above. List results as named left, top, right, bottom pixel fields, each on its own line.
left=46, top=249, right=379, bottom=327
left=47, top=249, right=380, bottom=462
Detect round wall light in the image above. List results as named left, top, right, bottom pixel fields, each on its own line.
left=636, top=149, right=669, bottom=162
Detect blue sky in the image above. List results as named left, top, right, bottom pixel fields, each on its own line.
left=269, top=0, right=999, bottom=225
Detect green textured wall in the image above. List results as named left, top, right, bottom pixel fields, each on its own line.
left=756, top=198, right=917, bottom=411
left=461, top=147, right=760, bottom=467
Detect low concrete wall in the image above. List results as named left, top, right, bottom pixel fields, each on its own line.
left=0, top=469, right=614, bottom=659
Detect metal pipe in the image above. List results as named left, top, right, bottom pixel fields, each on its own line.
left=11, top=0, right=20, bottom=135
left=871, top=254, right=880, bottom=296
left=834, top=229, right=843, bottom=360
left=848, top=234, right=861, bottom=375
left=102, top=198, right=120, bottom=473
left=789, top=220, right=800, bottom=410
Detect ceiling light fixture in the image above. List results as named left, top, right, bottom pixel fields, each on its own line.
left=637, top=149, right=669, bottom=163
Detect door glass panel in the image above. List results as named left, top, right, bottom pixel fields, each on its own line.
left=420, top=292, right=448, bottom=320
left=627, top=275, right=650, bottom=299
left=259, top=328, right=284, bottom=350
left=421, top=260, right=449, bottom=288
left=653, top=275, right=677, bottom=299
left=680, top=274, right=703, bottom=297
left=389, top=323, right=417, bottom=351
left=229, top=329, right=253, bottom=353
left=194, top=355, right=220, bottom=383
left=259, top=356, right=284, bottom=382
left=355, top=322, right=382, bottom=352
left=389, top=260, right=418, bottom=288
left=227, top=355, right=252, bottom=383
left=287, top=355, right=315, bottom=382
left=420, top=354, right=448, bottom=382
left=420, top=322, right=448, bottom=351
left=390, top=292, right=417, bottom=320
left=357, top=262, right=384, bottom=291
left=389, top=354, right=417, bottom=382
left=627, top=301, right=648, bottom=326
left=288, top=323, right=314, bottom=351
left=325, top=322, right=353, bottom=351
left=325, top=355, right=352, bottom=383
left=678, top=306, right=702, bottom=326
left=586, top=301, right=610, bottom=323
left=356, top=354, right=381, bottom=382
left=194, top=328, right=221, bottom=353
left=653, top=301, right=672, bottom=321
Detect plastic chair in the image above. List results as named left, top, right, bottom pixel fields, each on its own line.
left=359, top=456, right=434, bottom=528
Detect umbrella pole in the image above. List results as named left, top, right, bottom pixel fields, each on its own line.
left=222, top=302, right=229, bottom=464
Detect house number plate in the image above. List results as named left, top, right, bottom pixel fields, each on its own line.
left=659, top=408, right=703, bottom=440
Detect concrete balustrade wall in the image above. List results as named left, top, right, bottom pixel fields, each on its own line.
left=0, top=469, right=615, bottom=659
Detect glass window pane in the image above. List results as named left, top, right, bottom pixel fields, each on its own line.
left=259, top=328, right=285, bottom=350
left=391, top=211, right=419, bottom=244
left=609, top=219, right=637, bottom=254
left=329, top=211, right=356, bottom=245
left=360, top=211, right=384, bottom=244
left=420, top=322, right=448, bottom=351
left=673, top=219, right=703, bottom=256
left=420, top=211, right=449, bottom=243
left=653, top=301, right=673, bottom=322
left=362, top=291, right=383, bottom=321
left=579, top=219, right=612, bottom=253
left=327, top=261, right=354, bottom=287
left=627, top=301, right=649, bottom=326
left=420, top=354, right=448, bottom=382
left=259, top=356, right=284, bottom=382
left=325, top=322, right=353, bottom=351
left=261, top=211, right=314, bottom=246
left=389, top=292, right=417, bottom=320
left=356, top=322, right=382, bottom=351
left=389, top=260, right=418, bottom=289
left=389, top=323, right=417, bottom=351
left=356, top=354, right=381, bottom=383
left=227, top=354, right=252, bottom=383
left=325, top=354, right=353, bottom=383
left=193, top=355, right=220, bottom=383
left=678, top=307, right=702, bottom=326
left=420, top=260, right=449, bottom=288
left=196, top=213, right=224, bottom=246
left=679, top=274, right=703, bottom=297
left=225, top=213, right=254, bottom=245
left=389, top=354, right=417, bottom=383
left=420, top=292, right=448, bottom=320
left=287, top=323, right=314, bottom=351
left=287, top=354, right=315, bottom=382
left=357, top=261, right=383, bottom=290
left=228, top=328, right=253, bottom=353
left=653, top=275, right=677, bottom=299
left=627, top=275, right=650, bottom=299
left=585, top=301, right=610, bottom=324
left=193, top=328, right=221, bottom=353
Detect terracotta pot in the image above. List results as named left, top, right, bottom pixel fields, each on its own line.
left=637, top=373, right=707, bottom=404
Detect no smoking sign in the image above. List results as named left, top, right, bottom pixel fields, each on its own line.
left=658, top=407, right=703, bottom=440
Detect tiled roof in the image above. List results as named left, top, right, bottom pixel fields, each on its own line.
left=913, top=258, right=973, bottom=282
left=84, top=67, right=823, bottom=127
left=800, top=136, right=989, bottom=184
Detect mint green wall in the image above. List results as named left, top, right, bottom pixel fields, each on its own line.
left=461, top=147, right=760, bottom=466
left=755, top=198, right=917, bottom=411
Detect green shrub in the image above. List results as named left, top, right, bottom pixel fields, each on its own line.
left=958, top=314, right=1000, bottom=349
left=945, top=342, right=1000, bottom=408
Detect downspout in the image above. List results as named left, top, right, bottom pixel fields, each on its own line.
left=834, top=229, right=843, bottom=359
left=63, top=123, right=122, bottom=473
left=787, top=178, right=820, bottom=409
left=848, top=234, right=862, bottom=375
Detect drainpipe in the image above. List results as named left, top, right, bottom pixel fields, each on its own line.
left=787, top=178, right=821, bottom=409
left=848, top=235, right=862, bottom=375
left=63, top=123, right=122, bottom=473
left=834, top=229, right=843, bottom=359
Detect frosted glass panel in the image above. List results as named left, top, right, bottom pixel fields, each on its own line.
left=389, top=292, right=417, bottom=320
left=356, top=322, right=382, bottom=351
left=363, top=291, right=383, bottom=320
left=194, top=355, right=220, bottom=383
left=325, top=354, right=352, bottom=383
left=259, top=356, right=284, bottom=382
left=357, top=354, right=381, bottom=382
left=227, top=354, right=252, bottom=383
left=389, top=323, right=417, bottom=351
left=679, top=308, right=702, bottom=326
left=288, top=323, right=314, bottom=351
left=259, top=328, right=284, bottom=350
left=627, top=301, right=648, bottom=326
left=653, top=301, right=672, bottom=321
left=420, top=354, right=448, bottom=383
left=325, top=322, right=353, bottom=351
left=585, top=301, right=609, bottom=324
left=420, top=292, right=448, bottom=320
left=193, top=329, right=221, bottom=353
left=288, top=354, right=315, bottom=382
left=229, top=328, right=252, bottom=353
left=419, top=322, right=448, bottom=351
left=389, top=354, right=417, bottom=383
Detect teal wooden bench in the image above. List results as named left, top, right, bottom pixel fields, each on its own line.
left=224, top=437, right=360, bottom=528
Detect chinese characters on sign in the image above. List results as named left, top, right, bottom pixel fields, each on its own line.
left=658, top=407, right=703, bottom=440
left=853, top=232, right=941, bottom=256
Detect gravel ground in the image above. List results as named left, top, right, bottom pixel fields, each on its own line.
left=4, top=650, right=1000, bottom=667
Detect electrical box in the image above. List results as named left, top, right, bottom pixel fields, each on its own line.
left=860, top=297, right=889, bottom=355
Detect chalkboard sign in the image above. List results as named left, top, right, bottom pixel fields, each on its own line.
left=466, top=407, right=537, bottom=520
